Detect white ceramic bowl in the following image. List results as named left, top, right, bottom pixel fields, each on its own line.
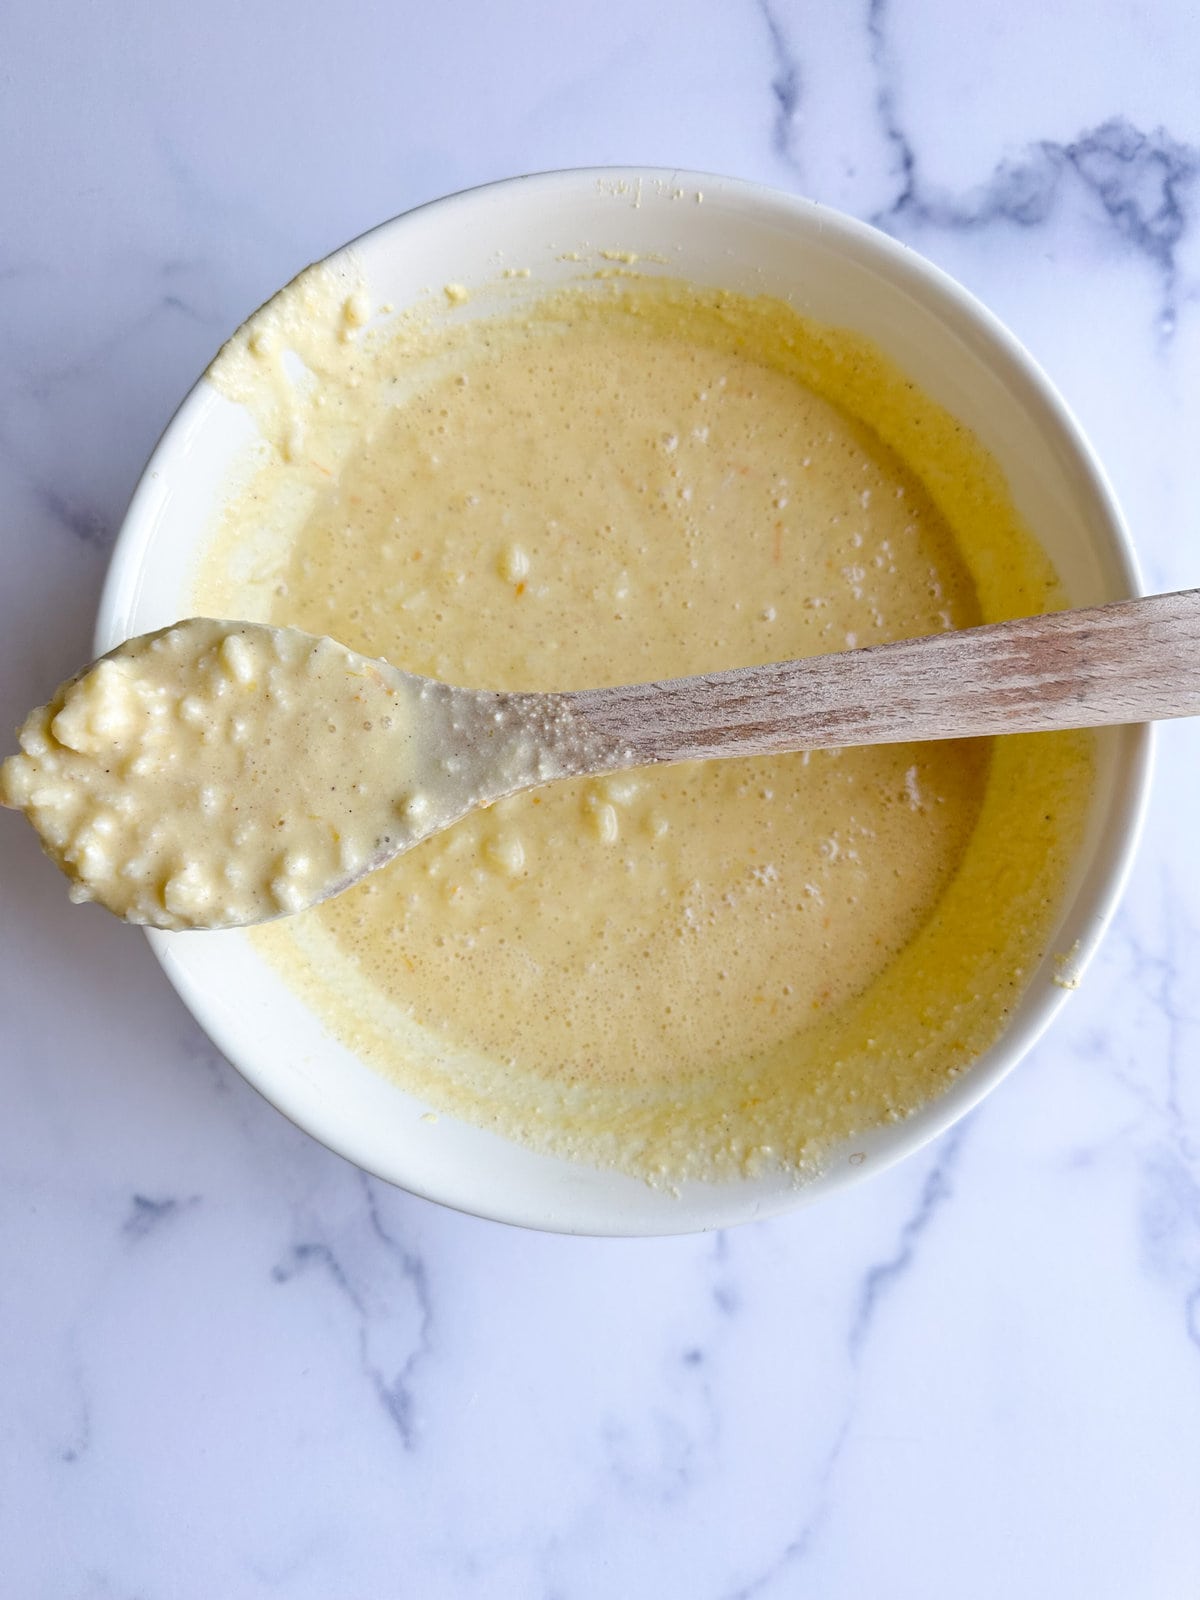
left=97, top=169, right=1149, bottom=1235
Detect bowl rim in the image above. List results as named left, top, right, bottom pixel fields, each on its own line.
left=97, top=165, right=1153, bottom=1234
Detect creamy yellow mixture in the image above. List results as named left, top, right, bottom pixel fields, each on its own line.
left=1, top=622, right=422, bottom=927
left=187, top=269, right=1091, bottom=1181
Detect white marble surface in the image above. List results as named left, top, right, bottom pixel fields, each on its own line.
left=2, top=1, right=1199, bottom=1593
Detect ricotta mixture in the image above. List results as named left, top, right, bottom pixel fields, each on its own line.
left=1, top=622, right=425, bottom=928
left=192, top=268, right=1092, bottom=1180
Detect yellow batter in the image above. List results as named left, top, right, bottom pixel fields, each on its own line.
left=197, top=271, right=1092, bottom=1182
left=0, top=620, right=432, bottom=928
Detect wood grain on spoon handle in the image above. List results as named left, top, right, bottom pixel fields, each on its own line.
left=568, top=588, right=1200, bottom=763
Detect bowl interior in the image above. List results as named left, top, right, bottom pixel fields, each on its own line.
left=97, top=170, right=1148, bottom=1234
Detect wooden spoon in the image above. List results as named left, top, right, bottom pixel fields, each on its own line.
left=3, top=589, right=1196, bottom=930
left=571, top=586, right=1200, bottom=760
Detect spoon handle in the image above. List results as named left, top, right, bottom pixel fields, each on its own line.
left=568, top=588, right=1200, bottom=763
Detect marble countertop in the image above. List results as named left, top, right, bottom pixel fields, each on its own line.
left=3, top=2, right=1199, bottom=1594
